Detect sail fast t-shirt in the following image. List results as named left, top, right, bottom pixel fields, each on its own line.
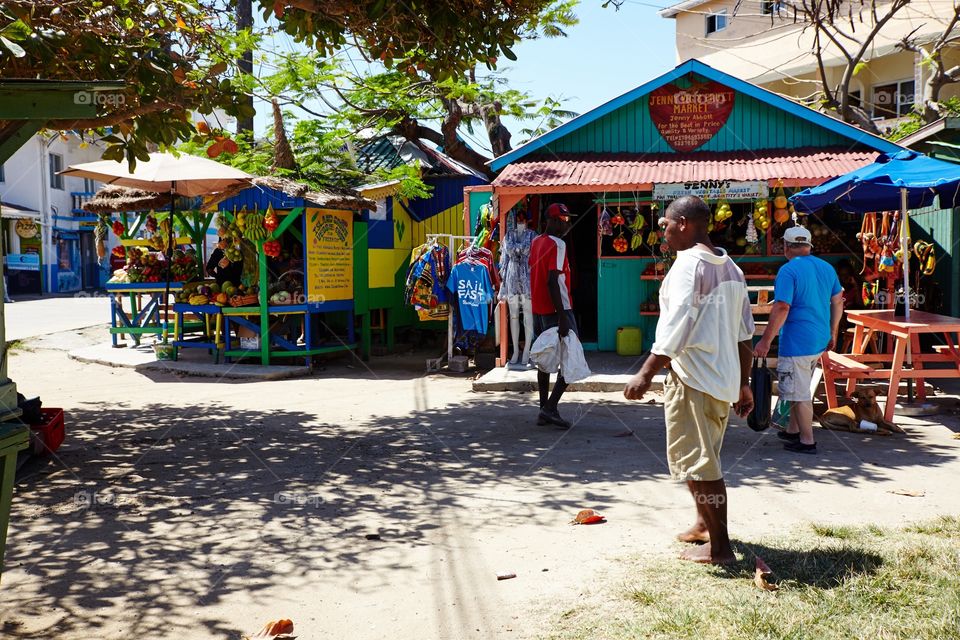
left=447, top=262, right=494, bottom=333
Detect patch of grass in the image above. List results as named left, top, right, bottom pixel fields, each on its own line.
left=810, top=523, right=858, bottom=539
left=905, top=515, right=960, bottom=537
left=625, top=587, right=659, bottom=606
left=6, top=339, right=33, bottom=353
left=544, top=517, right=960, bottom=640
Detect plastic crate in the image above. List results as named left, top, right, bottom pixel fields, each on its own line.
left=29, top=408, right=65, bottom=456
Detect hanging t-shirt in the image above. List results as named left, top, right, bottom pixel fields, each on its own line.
left=529, top=234, right=572, bottom=315
left=447, top=262, right=494, bottom=333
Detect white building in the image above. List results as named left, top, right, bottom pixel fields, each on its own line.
left=660, top=0, right=960, bottom=133
left=0, top=132, right=113, bottom=295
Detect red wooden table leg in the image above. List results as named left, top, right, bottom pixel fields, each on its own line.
left=885, top=336, right=908, bottom=422
left=910, top=332, right=927, bottom=401
left=846, top=324, right=866, bottom=397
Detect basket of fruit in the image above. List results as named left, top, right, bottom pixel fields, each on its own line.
left=230, top=294, right=259, bottom=307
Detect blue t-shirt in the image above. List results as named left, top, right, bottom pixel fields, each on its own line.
left=447, top=262, right=494, bottom=333
left=775, top=255, right=842, bottom=356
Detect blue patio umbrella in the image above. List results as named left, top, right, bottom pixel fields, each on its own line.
left=791, top=150, right=960, bottom=321
left=792, top=150, right=960, bottom=407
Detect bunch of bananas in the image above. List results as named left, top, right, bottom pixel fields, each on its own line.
left=242, top=211, right=268, bottom=242
left=150, top=217, right=173, bottom=253
left=629, top=212, right=646, bottom=250
left=188, top=293, right=210, bottom=305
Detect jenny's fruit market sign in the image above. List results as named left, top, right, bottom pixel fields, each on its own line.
left=653, top=181, right=769, bottom=201
left=305, top=208, right=353, bottom=303
left=648, top=80, right=736, bottom=152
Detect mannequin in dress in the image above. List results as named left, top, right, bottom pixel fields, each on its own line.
left=499, top=211, right=537, bottom=367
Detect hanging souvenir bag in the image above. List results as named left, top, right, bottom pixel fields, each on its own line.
left=599, top=208, right=614, bottom=236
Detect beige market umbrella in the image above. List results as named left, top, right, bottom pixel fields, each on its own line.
left=61, top=152, right=251, bottom=196
left=61, top=152, right=252, bottom=341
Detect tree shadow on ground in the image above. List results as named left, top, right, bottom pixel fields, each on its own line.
left=1, top=390, right=956, bottom=638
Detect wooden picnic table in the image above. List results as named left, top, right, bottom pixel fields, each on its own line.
left=833, top=309, right=960, bottom=421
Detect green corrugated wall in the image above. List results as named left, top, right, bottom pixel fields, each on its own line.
left=911, top=205, right=960, bottom=316
left=545, top=74, right=854, bottom=155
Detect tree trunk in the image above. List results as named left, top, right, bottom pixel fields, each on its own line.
left=272, top=99, right=298, bottom=171
left=394, top=113, right=495, bottom=178
left=236, top=0, right=255, bottom=136
left=480, top=101, right=512, bottom=158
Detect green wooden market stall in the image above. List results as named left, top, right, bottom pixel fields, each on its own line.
left=481, top=59, right=959, bottom=364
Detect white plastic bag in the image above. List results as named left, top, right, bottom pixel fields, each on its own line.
left=560, top=332, right=591, bottom=383
left=529, top=326, right=592, bottom=382
left=530, top=327, right=561, bottom=373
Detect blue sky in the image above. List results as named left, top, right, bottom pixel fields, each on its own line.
left=251, top=1, right=677, bottom=156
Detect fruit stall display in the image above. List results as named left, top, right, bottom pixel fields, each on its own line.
left=108, top=248, right=199, bottom=284
left=99, top=209, right=215, bottom=348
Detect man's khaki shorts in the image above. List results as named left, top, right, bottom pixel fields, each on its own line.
left=664, top=371, right=730, bottom=482
left=776, top=353, right=822, bottom=402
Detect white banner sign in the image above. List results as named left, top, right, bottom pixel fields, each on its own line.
left=653, top=180, right=769, bottom=201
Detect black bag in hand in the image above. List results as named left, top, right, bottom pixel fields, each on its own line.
left=747, top=357, right=772, bottom=432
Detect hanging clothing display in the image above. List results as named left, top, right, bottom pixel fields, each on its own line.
left=499, top=223, right=536, bottom=298
left=449, top=246, right=497, bottom=338
left=473, top=203, right=501, bottom=251
left=447, top=261, right=494, bottom=333
left=405, top=240, right=451, bottom=321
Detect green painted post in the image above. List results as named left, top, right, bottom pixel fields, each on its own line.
left=0, top=423, right=29, bottom=583
left=258, top=239, right=269, bottom=366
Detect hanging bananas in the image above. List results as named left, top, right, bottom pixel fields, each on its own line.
left=242, top=210, right=268, bottom=242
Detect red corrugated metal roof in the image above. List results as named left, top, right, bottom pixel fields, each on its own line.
left=492, top=148, right=878, bottom=188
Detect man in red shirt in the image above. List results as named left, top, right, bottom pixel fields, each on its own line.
left=529, top=202, right=577, bottom=428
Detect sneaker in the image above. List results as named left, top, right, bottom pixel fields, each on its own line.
left=784, top=440, right=817, bottom=454
left=538, top=408, right=572, bottom=430
left=777, top=430, right=801, bottom=442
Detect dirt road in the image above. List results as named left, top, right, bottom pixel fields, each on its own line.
left=3, top=328, right=959, bottom=639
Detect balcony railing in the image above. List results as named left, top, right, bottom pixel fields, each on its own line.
left=71, top=191, right=95, bottom=214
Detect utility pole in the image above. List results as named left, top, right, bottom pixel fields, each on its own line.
left=236, top=0, right=255, bottom=136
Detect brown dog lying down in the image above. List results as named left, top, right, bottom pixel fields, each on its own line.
left=819, top=388, right=905, bottom=435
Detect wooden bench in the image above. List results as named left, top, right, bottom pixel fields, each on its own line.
left=820, top=350, right=877, bottom=408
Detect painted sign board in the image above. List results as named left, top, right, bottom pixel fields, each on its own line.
left=653, top=180, right=769, bottom=201
left=5, top=253, right=40, bottom=271
left=305, top=208, right=354, bottom=303
left=648, top=80, right=736, bottom=152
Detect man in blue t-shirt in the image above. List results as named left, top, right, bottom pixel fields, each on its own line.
left=755, top=226, right=843, bottom=455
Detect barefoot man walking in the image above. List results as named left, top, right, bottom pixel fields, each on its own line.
left=624, top=196, right=755, bottom=564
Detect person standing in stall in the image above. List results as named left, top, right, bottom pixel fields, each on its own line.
left=206, top=226, right=243, bottom=286
left=529, top=202, right=578, bottom=429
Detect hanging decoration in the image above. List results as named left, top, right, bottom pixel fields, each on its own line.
left=752, top=198, right=770, bottom=233
left=629, top=205, right=646, bottom=250
left=599, top=207, right=614, bottom=236
left=610, top=208, right=628, bottom=253
left=772, top=181, right=790, bottom=224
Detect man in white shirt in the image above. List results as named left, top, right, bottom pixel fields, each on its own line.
left=624, top=196, right=755, bottom=565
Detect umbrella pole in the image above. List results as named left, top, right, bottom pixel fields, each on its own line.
left=901, top=187, right=914, bottom=403
left=162, top=183, right=176, bottom=343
